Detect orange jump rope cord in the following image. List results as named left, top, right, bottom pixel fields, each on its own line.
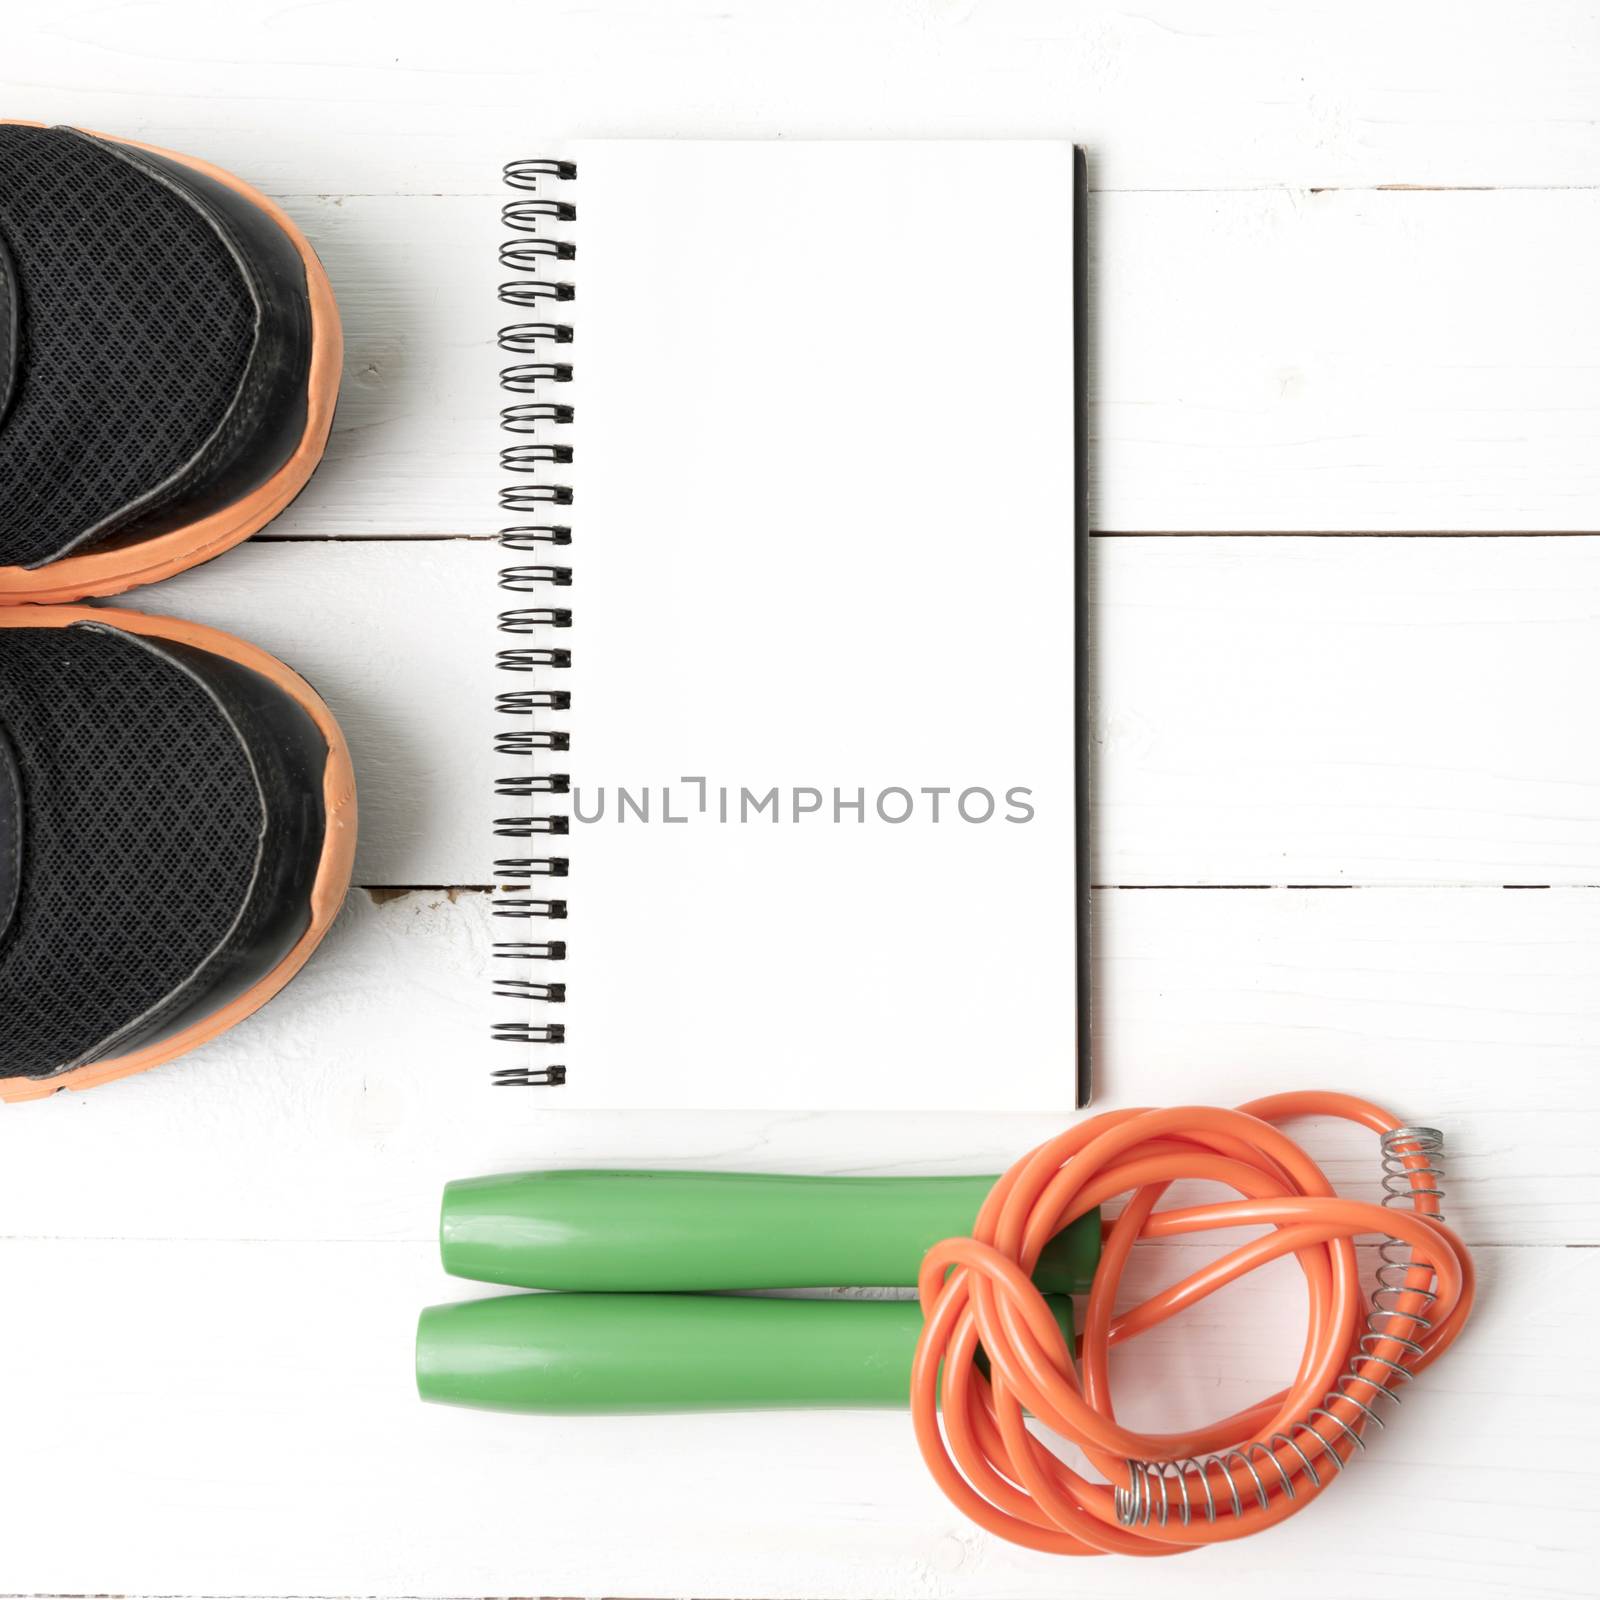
left=911, top=1092, right=1475, bottom=1556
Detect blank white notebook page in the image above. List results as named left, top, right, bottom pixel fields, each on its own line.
left=546, top=141, right=1078, bottom=1111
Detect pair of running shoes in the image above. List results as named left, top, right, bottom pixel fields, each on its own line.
left=1, top=122, right=355, bottom=1100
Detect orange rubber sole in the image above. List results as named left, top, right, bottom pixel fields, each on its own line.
left=0, top=605, right=358, bottom=1101
left=0, top=122, right=342, bottom=604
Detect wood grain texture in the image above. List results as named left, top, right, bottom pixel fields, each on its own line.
left=0, top=886, right=1591, bottom=1246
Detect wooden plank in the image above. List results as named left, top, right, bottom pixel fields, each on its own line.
left=132, top=535, right=1600, bottom=887
left=0, top=1235, right=1586, bottom=1598
left=1, top=885, right=1591, bottom=1245
left=1095, top=535, right=1600, bottom=882
left=1090, top=188, right=1600, bottom=531
left=6, top=1, right=1599, bottom=193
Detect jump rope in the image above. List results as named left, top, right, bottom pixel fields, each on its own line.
left=418, top=1092, right=1475, bottom=1558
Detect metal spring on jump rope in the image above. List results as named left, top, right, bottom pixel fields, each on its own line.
left=1115, top=1126, right=1447, bottom=1529
left=492, top=156, right=575, bottom=1089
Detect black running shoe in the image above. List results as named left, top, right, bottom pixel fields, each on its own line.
left=0, top=606, right=356, bottom=1099
left=0, top=122, right=341, bottom=603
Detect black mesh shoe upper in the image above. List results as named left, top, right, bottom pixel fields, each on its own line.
left=0, top=620, right=329, bottom=1080
left=0, top=125, right=315, bottom=570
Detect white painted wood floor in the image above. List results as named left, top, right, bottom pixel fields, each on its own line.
left=3, top=4, right=1599, bottom=1596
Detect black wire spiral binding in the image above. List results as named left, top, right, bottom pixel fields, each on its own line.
left=492, top=156, right=575, bottom=1088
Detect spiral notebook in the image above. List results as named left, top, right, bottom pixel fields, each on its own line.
left=492, top=141, right=1088, bottom=1111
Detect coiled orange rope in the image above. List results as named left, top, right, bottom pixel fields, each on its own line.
left=912, top=1092, right=1474, bottom=1555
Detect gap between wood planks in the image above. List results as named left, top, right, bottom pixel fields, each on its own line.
left=256, top=530, right=1600, bottom=541
left=0, top=1236, right=1569, bottom=1251
left=366, top=884, right=1588, bottom=892
left=265, top=184, right=1600, bottom=199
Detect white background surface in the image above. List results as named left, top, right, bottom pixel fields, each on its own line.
left=2, top=3, right=1598, bottom=1597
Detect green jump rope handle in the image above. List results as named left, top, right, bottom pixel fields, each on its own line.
left=440, top=1169, right=1101, bottom=1294
left=416, top=1290, right=1076, bottom=1414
